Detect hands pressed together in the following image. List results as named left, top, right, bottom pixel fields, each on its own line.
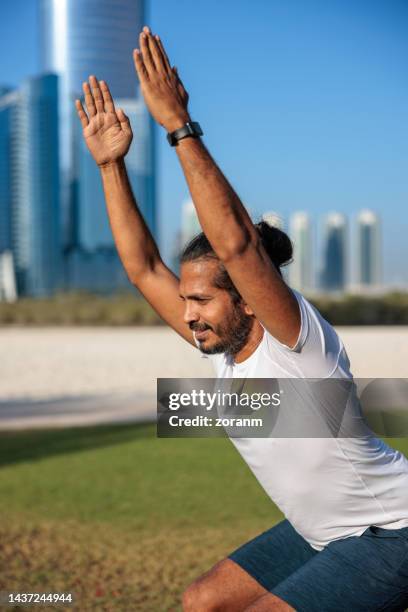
left=75, top=25, right=190, bottom=166
left=133, top=26, right=190, bottom=132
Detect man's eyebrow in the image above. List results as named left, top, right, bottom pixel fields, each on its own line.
left=179, top=294, right=213, bottom=300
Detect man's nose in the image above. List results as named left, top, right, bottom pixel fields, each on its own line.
left=183, top=302, right=199, bottom=325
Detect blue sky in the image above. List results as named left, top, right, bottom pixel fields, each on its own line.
left=1, top=0, right=408, bottom=283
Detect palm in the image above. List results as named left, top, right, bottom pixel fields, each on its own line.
left=75, top=77, right=132, bottom=166
left=83, top=111, right=131, bottom=166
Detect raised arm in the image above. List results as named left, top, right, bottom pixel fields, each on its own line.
left=75, top=77, right=194, bottom=345
left=133, top=28, right=300, bottom=348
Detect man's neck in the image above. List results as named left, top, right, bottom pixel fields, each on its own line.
left=233, top=320, right=264, bottom=364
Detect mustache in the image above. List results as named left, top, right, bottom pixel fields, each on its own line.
left=190, top=322, right=212, bottom=332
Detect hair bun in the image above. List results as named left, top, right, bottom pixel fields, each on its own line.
left=255, top=220, right=293, bottom=268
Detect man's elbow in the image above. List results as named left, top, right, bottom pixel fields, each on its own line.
left=216, top=234, right=261, bottom=264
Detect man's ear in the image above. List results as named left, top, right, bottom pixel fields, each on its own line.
left=243, top=302, right=255, bottom=316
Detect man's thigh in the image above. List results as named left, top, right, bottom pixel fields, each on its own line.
left=227, top=518, right=319, bottom=592
left=183, top=519, right=318, bottom=611
left=271, top=526, right=408, bottom=612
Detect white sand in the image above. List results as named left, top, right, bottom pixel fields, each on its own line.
left=1, top=326, right=407, bottom=402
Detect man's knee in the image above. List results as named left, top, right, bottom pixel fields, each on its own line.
left=182, top=581, right=216, bottom=612
left=182, top=557, right=267, bottom=611
left=181, top=560, right=228, bottom=612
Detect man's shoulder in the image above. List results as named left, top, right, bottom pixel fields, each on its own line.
left=262, top=288, right=351, bottom=377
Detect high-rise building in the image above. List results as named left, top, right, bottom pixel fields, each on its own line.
left=64, top=246, right=130, bottom=293
left=0, top=90, right=14, bottom=254
left=320, top=212, right=348, bottom=292
left=355, top=209, right=382, bottom=287
left=0, top=76, right=61, bottom=297
left=288, top=212, right=313, bottom=292
left=181, top=199, right=202, bottom=248
left=14, top=75, right=61, bottom=296
left=167, top=199, right=202, bottom=276
left=39, top=0, right=154, bottom=249
left=0, top=251, right=17, bottom=302
left=40, top=0, right=143, bottom=102
left=262, top=211, right=284, bottom=230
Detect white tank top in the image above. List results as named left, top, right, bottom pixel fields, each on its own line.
left=201, top=289, right=408, bottom=551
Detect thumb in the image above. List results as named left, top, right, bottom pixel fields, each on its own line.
left=116, top=108, right=132, bottom=137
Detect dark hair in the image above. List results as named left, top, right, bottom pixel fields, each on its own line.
left=180, top=221, right=293, bottom=304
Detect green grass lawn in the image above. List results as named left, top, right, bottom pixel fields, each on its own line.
left=0, top=426, right=407, bottom=611
left=0, top=424, right=282, bottom=611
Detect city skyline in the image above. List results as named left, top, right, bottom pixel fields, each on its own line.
left=1, top=0, right=407, bottom=287
left=177, top=202, right=383, bottom=294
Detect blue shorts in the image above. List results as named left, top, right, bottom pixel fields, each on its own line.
left=228, top=519, right=408, bottom=612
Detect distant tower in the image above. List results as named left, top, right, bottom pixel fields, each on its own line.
left=262, top=211, right=284, bottom=230
left=288, top=212, right=313, bottom=292
left=181, top=199, right=202, bottom=248
left=0, top=90, right=14, bottom=255
left=40, top=0, right=144, bottom=101
left=321, top=213, right=348, bottom=292
left=39, top=0, right=153, bottom=247
left=355, top=209, right=382, bottom=287
left=1, top=75, right=61, bottom=296
left=0, top=251, right=17, bottom=302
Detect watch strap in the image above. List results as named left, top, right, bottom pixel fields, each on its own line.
left=167, top=121, right=203, bottom=146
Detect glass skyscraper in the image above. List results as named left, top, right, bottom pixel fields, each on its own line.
left=288, top=212, right=313, bottom=292
left=262, top=211, right=284, bottom=231
left=39, top=0, right=156, bottom=255
left=40, top=0, right=143, bottom=102
left=355, top=209, right=382, bottom=287
left=0, top=75, right=61, bottom=296
left=321, top=212, right=348, bottom=292
left=181, top=199, right=202, bottom=249
left=0, top=90, right=14, bottom=254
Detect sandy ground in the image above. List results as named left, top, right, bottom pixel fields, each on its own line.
left=0, top=326, right=407, bottom=427
left=0, top=327, right=212, bottom=401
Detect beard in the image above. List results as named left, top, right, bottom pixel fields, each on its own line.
left=191, top=303, right=254, bottom=357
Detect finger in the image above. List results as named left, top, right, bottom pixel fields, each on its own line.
left=116, top=108, right=129, bottom=124
left=173, top=66, right=186, bottom=88
left=133, top=48, right=149, bottom=81
left=99, top=80, right=115, bottom=113
left=172, top=66, right=189, bottom=103
left=75, top=99, right=89, bottom=128
left=116, top=108, right=132, bottom=135
left=154, top=34, right=171, bottom=73
left=139, top=30, right=155, bottom=74
left=89, top=75, right=104, bottom=113
left=146, top=30, right=167, bottom=74
left=173, top=66, right=186, bottom=92
left=82, top=81, right=96, bottom=117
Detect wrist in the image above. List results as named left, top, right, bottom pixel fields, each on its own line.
left=98, top=158, right=125, bottom=171
left=164, top=113, right=191, bottom=133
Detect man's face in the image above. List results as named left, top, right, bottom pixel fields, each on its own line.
left=179, top=259, right=254, bottom=355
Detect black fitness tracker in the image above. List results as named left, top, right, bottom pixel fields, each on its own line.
left=167, top=121, right=203, bottom=146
